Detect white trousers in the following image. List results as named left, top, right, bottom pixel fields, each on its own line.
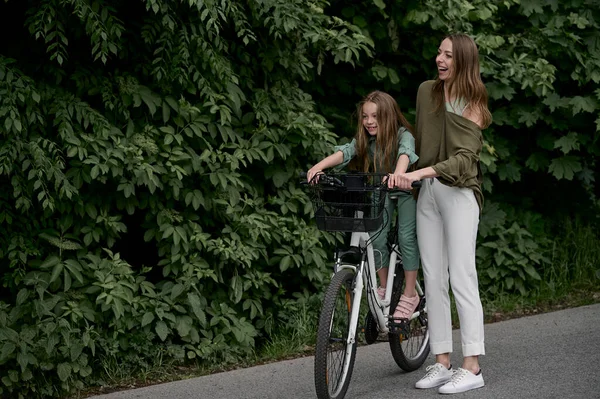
left=417, top=178, right=485, bottom=356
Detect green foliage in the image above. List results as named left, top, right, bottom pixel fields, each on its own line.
left=477, top=203, right=551, bottom=296
left=0, top=0, right=599, bottom=397
left=0, top=0, right=367, bottom=396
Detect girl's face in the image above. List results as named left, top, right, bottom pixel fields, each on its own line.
left=436, top=38, right=453, bottom=81
left=362, top=101, right=378, bottom=136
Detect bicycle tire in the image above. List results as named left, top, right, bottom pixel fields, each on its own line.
left=314, top=268, right=358, bottom=399
left=363, top=310, right=379, bottom=345
left=388, top=273, right=430, bottom=371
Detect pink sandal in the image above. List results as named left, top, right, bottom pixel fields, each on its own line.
left=393, top=294, right=420, bottom=319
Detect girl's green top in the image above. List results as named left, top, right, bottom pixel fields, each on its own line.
left=334, top=127, right=419, bottom=171
left=414, top=80, right=484, bottom=211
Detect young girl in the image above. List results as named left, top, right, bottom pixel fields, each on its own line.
left=393, top=34, right=492, bottom=394
left=307, top=90, right=421, bottom=321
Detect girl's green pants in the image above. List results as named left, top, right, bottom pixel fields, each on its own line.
left=370, top=191, right=420, bottom=271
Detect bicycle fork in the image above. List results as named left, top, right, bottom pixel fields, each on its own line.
left=331, top=262, right=364, bottom=361
left=342, top=264, right=363, bottom=371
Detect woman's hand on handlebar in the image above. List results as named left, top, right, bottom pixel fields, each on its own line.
left=388, top=171, right=420, bottom=190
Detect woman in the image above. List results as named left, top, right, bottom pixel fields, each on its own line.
left=390, top=34, right=492, bottom=394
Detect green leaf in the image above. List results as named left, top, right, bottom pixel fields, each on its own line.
left=553, top=133, right=580, bottom=154
left=188, top=293, right=207, bottom=326
left=16, top=289, right=29, bottom=305
left=70, top=342, right=84, bottom=362
left=577, top=167, right=595, bottom=185
left=57, top=363, right=71, bottom=381
left=280, top=255, right=292, bottom=271
left=524, top=265, right=541, bottom=280
left=517, top=110, right=539, bottom=127
left=272, top=170, right=290, bottom=188
left=497, top=162, right=521, bottom=182
left=40, top=256, right=60, bottom=269
left=141, top=312, right=155, bottom=327
left=0, top=343, right=16, bottom=362
left=50, top=262, right=64, bottom=284
left=487, top=83, right=515, bottom=101
left=542, top=93, right=569, bottom=112
left=162, top=101, right=170, bottom=123
left=155, top=321, right=169, bottom=341
left=525, top=152, right=549, bottom=172
left=170, top=283, right=184, bottom=300
left=373, top=0, right=385, bottom=10
left=230, top=275, right=243, bottom=304
left=520, top=1, right=543, bottom=16
left=505, top=277, right=514, bottom=289
left=548, top=156, right=582, bottom=180
left=387, top=68, right=399, bottom=84
left=176, top=316, right=192, bottom=337
left=570, top=96, right=596, bottom=115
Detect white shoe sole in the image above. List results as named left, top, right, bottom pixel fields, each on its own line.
left=438, top=380, right=485, bottom=394
left=415, top=377, right=453, bottom=389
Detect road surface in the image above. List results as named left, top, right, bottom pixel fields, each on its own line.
left=89, top=303, right=600, bottom=399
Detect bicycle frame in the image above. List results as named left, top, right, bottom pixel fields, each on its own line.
left=308, top=173, right=430, bottom=399
left=333, top=230, right=425, bottom=362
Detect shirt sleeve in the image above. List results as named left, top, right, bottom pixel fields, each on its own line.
left=430, top=116, right=483, bottom=186
left=333, top=138, right=357, bottom=169
left=397, top=128, right=419, bottom=166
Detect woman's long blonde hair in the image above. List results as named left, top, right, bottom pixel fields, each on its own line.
left=432, top=34, right=492, bottom=128
left=348, top=91, right=413, bottom=173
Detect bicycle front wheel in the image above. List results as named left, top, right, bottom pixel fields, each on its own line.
left=314, top=268, right=358, bottom=399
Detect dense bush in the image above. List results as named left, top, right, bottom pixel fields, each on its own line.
left=0, top=0, right=598, bottom=397
left=0, top=0, right=371, bottom=396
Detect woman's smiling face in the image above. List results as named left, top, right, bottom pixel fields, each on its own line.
left=436, top=38, right=453, bottom=81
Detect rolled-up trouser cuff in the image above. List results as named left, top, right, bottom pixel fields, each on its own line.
left=430, top=340, right=453, bottom=355
left=462, top=342, right=485, bottom=357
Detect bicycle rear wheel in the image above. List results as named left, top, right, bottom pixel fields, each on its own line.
left=314, top=268, right=358, bottom=399
left=388, top=274, right=430, bottom=371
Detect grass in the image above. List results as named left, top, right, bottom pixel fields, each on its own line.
left=76, top=221, right=600, bottom=398
left=256, top=303, right=318, bottom=361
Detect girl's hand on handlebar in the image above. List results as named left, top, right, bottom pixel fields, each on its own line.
left=307, top=167, right=324, bottom=184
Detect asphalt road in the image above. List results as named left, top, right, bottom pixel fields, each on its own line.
left=89, top=303, right=600, bottom=399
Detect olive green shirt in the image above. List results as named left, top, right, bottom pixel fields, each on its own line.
left=415, top=80, right=484, bottom=211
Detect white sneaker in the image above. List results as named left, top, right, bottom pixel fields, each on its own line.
left=438, top=367, right=484, bottom=394
left=415, top=363, right=454, bottom=389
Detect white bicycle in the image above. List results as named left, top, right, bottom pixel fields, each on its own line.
left=303, top=172, right=430, bottom=399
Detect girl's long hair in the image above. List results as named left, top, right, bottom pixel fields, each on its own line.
left=432, top=33, right=492, bottom=128
left=349, top=91, right=413, bottom=173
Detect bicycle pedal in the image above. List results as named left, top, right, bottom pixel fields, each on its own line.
left=388, top=317, right=410, bottom=336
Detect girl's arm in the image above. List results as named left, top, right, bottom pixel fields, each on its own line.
left=388, top=129, right=421, bottom=189
left=307, top=151, right=344, bottom=182
left=387, top=154, right=409, bottom=188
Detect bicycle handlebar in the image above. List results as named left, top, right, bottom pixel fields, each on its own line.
left=301, top=171, right=422, bottom=190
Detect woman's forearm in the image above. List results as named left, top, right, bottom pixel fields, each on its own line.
left=413, top=167, right=438, bottom=180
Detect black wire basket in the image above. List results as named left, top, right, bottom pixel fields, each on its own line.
left=306, top=173, right=388, bottom=232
